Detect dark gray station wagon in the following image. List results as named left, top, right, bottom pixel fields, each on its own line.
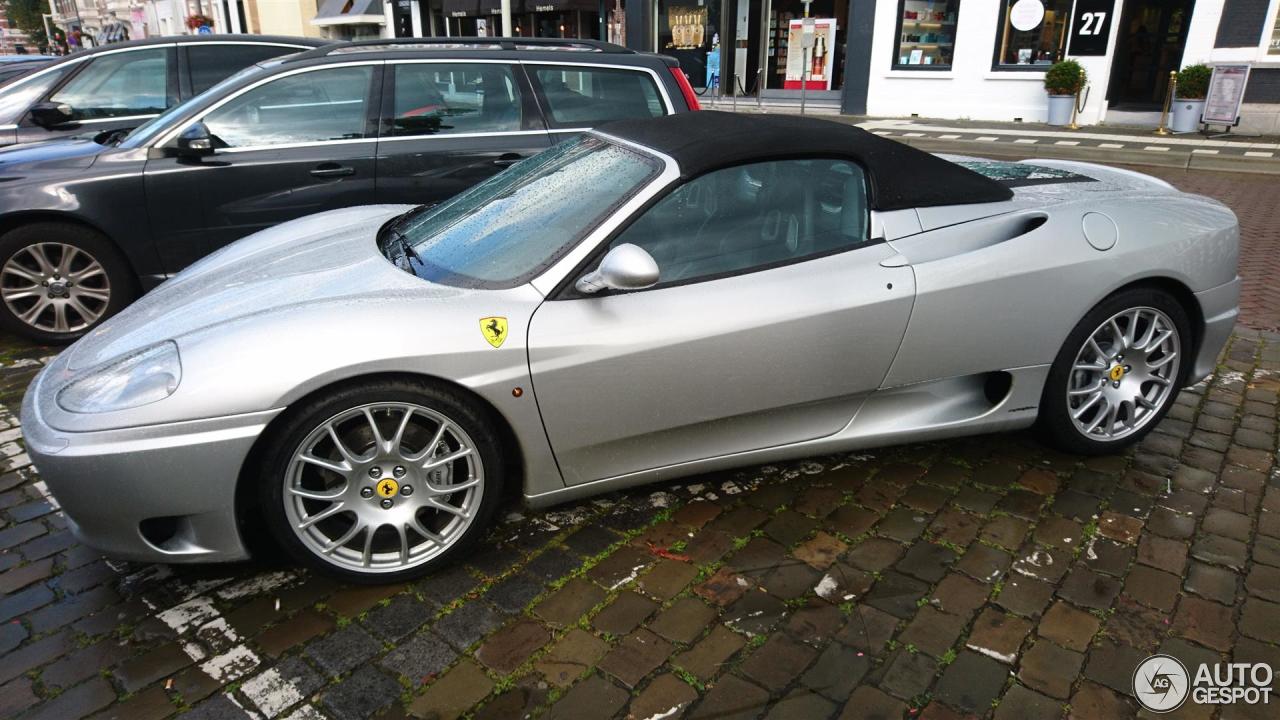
left=0, top=38, right=699, bottom=342
left=0, top=36, right=325, bottom=147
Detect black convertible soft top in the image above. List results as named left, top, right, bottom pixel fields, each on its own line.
left=597, top=111, right=1014, bottom=211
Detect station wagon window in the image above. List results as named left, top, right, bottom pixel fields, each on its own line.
left=389, top=63, right=524, bottom=137
left=49, top=48, right=171, bottom=121
left=532, top=66, right=664, bottom=127
left=0, top=65, right=73, bottom=125
left=604, top=158, right=869, bottom=287
left=199, top=66, right=373, bottom=149
left=188, top=44, right=298, bottom=94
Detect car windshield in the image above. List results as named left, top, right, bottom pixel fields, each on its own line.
left=381, top=134, right=663, bottom=289
left=119, top=61, right=275, bottom=148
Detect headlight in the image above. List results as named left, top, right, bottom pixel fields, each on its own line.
left=57, top=341, right=182, bottom=413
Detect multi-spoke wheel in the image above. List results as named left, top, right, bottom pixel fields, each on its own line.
left=0, top=223, right=134, bottom=343
left=260, top=380, right=504, bottom=583
left=1040, top=288, right=1191, bottom=455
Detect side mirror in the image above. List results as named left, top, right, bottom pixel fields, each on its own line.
left=29, top=101, right=73, bottom=128
left=174, top=122, right=214, bottom=157
left=575, top=243, right=660, bottom=294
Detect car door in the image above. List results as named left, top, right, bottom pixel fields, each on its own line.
left=374, top=60, right=551, bottom=206
left=524, top=62, right=672, bottom=146
left=142, top=62, right=382, bottom=272
left=16, top=46, right=176, bottom=145
left=527, top=158, right=916, bottom=485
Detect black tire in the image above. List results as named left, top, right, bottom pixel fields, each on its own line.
left=257, top=378, right=505, bottom=584
left=0, top=222, right=136, bottom=344
left=1038, top=287, right=1192, bottom=456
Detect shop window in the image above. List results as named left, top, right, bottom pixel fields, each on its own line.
left=657, top=0, right=719, bottom=90
left=893, top=0, right=959, bottom=70
left=1270, top=7, right=1280, bottom=54
left=993, top=0, right=1071, bottom=69
left=763, top=1, right=843, bottom=92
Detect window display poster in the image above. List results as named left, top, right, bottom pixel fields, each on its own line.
left=784, top=18, right=836, bottom=90
left=1203, top=64, right=1250, bottom=126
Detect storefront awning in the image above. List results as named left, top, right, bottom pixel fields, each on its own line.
left=524, top=0, right=598, bottom=12
left=450, top=0, right=595, bottom=16
left=477, top=0, right=525, bottom=16
left=442, top=0, right=481, bottom=17
left=312, top=0, right=385, bottom=26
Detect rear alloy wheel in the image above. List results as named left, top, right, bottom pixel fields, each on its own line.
left=1040, top=288, right=1190, bottom=455
left=0, top=223, right=134, bottom=343
left=261, top=381, right=504, bottom=583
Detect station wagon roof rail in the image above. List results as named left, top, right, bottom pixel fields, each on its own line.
left=306, top=37, right=633, bottom=61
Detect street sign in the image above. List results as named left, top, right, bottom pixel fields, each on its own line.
left=197, top=25, right=212, bottom=34
left=1068, top=0, right=1112, bottom=56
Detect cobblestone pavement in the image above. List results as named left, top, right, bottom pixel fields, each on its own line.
left=2, top=165, right=1279, bottom=720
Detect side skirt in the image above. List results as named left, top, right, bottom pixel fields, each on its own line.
left=523, top=364, right=1049, bottom=508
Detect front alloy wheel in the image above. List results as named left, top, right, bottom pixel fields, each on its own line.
left=261, top=381, right=504, bottom=582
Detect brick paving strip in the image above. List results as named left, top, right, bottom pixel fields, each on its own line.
left=1, top=167, right=1278, bottom=720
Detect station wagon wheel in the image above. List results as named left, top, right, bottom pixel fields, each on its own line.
left=260, top=381, right=505, bottom=583
left=1039, top=288, right=1191, bottom=455
left=0, top=222, right=135, bottom=344
left=1, top=242, right=111, bottom=334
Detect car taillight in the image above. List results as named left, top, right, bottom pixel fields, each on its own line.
left=669, top=67, right=701, bottom=111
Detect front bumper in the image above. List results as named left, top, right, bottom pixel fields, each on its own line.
left=1192, top=276, right=1241, bottom=382
left=21, top=368, right=281, bottom=563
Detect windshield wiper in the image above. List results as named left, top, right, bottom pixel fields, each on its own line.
left=379, top=223, right=421, bottom=273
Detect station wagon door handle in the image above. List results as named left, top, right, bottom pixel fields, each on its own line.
left=492, top=153, right=524, bottom=168
left=310, top=163, right=356, bottom=178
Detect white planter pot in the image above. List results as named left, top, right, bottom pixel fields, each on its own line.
left=1171, top=98, right=1205, bottom=133
left=1046, top=94, right=1075, bottom=126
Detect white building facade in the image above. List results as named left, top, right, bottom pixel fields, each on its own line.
left=859, top=0, right=1280, bottom=130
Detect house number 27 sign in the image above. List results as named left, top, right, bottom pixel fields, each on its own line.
left=1068, top=0, right=1112, bottom=56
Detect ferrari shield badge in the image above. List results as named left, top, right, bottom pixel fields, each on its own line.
left=480, top=317, right=508, bottom=348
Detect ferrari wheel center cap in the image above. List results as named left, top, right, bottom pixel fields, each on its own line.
left=1109, top=365, right=1126, bottom=382
left=375, top=477, right=399, bottom=499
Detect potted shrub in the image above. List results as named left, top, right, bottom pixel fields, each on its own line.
left=1172, top=64, right=1211, bottom=133
left=1044, top=60, right=1086, bottom=126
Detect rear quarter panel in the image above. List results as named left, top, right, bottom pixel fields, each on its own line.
left=884, top=191, right=1238, bottom=387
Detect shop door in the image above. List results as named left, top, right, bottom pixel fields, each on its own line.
left=1107, top=0, right=1196, bottom=108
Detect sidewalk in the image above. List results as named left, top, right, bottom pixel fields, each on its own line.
left=714, top=98, right=1280, bottom=174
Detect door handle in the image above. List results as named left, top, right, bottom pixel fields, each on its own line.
left=492, top=153, right=524, bottom=168
left=310, top=163, right=355, bottom=178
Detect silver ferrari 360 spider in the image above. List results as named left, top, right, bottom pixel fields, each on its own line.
left=23, top=112, right=1239, bottom=582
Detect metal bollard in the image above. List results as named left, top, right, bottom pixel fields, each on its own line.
left=1155, top=71, right=1177, bottom=136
